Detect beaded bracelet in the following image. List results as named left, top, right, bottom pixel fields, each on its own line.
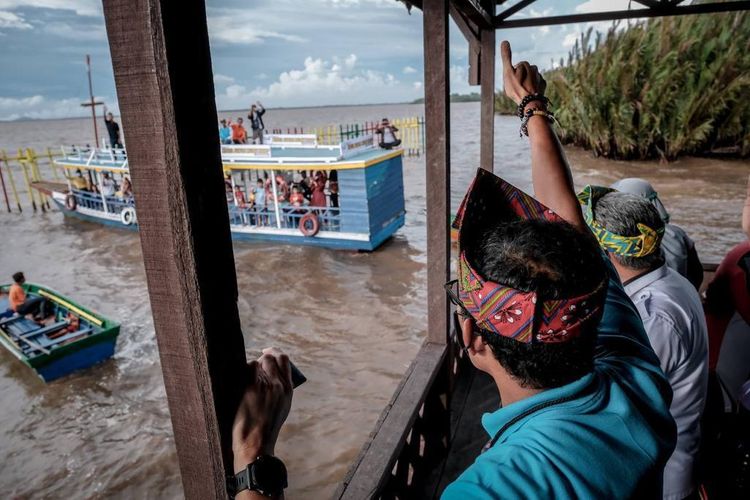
left=520, top=108, right=555, bottom=137
left=517, top=94, right=550, bottom=119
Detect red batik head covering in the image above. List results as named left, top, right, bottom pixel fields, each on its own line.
left=453, top=168, right=607, bottom=344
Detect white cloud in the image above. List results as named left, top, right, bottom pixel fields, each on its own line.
left=207, top=13, right=307, bottom=45
left=563, top=32, right=579, bottom=48
left=43, top=21, right=105, bottom=40
left=215, top=53, right=409, bottom=108
left=0, top=9, right=30, bottom=29
left=0, top=0, right=100, bottom=16
left=413, top=81, right=422, bottom=91
left=402, top=65, right=417, bottom=74
left=0, top=94, right=117, bottom=121
left=213, top=74, right=235, bottom=85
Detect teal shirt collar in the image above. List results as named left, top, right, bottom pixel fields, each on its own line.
left=481, top=372, right=597, bottom=444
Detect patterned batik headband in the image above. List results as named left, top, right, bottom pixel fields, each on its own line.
left=457, top=250, right=607, bottom=343
left=577, top=185, right=664, bottom=258
left=452, top=169, right=607, bottom=344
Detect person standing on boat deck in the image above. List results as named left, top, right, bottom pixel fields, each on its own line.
left=70, top=169, right=89, bottom=191
left=248, top=101, right=266, bottom=144
left=228, top=41, right=676, bottom=500
left=103, top=106, right=123, bottom=149
left=582, top=188, right=708, bottom=500
left=254, top=178, right=267, bottom=225
left=219, top=119, right=232, bottom=145
left=8, top=272, right=49, bottom=320
left=100, top=172, right=116, bottom=197
left=231, top=117, right=248, bottom=144
left=610, top=178, right=703, bottom=290
left=376, top=118, right=401, bottom=149
left=328, top=170, right=339, bottom=208
left=310, top=170, right=327, bottom=208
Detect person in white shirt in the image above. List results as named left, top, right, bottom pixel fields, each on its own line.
left=100, top=172, right=116, bottom=197
left=580, top=186, right=708, bottom=500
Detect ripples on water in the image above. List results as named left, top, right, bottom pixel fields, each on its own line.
left=0, top=102, right=747, bottom=498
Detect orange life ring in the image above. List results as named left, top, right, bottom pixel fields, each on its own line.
left=65, top=194, right=77, bottom=211
left=299, top=212, right=320, bottom=237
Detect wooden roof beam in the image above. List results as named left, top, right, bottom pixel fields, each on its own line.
left=494, top=1, right=750, bottom=28
left=453, top=0, right=494, bottom=29
left=496, top=0, right=537, bottom=22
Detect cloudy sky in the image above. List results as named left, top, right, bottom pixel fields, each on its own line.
left=0, top=0, right=644, bottom=121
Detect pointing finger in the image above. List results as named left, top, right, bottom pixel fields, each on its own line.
left=500, top=40, right=513, bottom=74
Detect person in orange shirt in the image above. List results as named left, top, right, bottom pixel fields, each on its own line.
left=231, top=117, right=247, bottom=144
left=8, top=272, right=48, bottom=319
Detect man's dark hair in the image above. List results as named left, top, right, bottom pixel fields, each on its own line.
left=466, top=219, right=606, bottom=390
left=12, top=272, right=24, bottom=283
left=593, top=192, right=665, bottom=270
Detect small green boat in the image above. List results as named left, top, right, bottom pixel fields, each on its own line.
left=0, top=283, right=120, bottom=382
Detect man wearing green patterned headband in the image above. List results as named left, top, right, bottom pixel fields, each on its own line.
left=585, top=189, right=708, bottom=500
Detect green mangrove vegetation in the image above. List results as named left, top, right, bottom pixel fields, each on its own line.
left=496, top=12, right=750, bottom=160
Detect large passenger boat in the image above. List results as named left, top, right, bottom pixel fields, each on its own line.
left=31, top=134, right=405, bottom=251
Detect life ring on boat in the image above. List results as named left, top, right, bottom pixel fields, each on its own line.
left=65, top=194, right=77, bottom=211
left=299, top=212, right=320, bottom=237
left=120, top=207, right=137, bottom=226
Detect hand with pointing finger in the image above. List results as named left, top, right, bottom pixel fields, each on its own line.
left=500, top=40, right=547, bottom=107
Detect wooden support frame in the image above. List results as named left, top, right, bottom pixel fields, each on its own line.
left=479, top=0, right=495, bottom=171
left=423, top=0, right=451, bottom=345
left=494, top=0, right=750, bottom=28
left=102, top=1, right=248, bottom=498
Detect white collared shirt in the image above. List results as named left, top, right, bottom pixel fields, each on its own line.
left=624, top=264, right=708, bottom=500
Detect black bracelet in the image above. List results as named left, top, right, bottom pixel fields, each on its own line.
left=517, top=94, right=550, bottom=119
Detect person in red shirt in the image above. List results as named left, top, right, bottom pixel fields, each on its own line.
left=231, top=117, right=247, bottom=144
left=310, top=171, right=327, bottom=208
left=234, top=185, right=247, bottom=208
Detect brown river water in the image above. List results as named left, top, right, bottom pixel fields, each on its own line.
left=0, top=102, right=747, bottom=499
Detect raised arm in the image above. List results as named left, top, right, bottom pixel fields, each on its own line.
left=500, top=41, right=585, bottom=231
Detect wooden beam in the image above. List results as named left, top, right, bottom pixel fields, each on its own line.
left=479, top=22, right=495, bottom=170
left=496, top=0, right=537, bottom=22
left=102, top=1, right=248, bottom=498
left=449, top=3, right=479, bottom=46
left=454, top=0, right=494, bottom=29
left=423, top=0, right=451, bottom=345
left=494, top=1, right=750, bottom=28
left=449, top=3, right=480, bottom=85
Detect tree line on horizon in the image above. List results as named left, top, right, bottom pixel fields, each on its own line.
left=495, top=11, right=750, bottom=161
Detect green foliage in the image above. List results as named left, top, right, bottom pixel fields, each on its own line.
left=411, top=92, right=482, bottom=104
left=540, top=12, right=750, bottom=160
left=494, top=93, right=517, bottom=115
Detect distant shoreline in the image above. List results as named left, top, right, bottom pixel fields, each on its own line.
left=1, top=100, right=437, bottom=124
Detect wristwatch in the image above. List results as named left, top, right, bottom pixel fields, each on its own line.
left=227, top=455, right=288, bottom=498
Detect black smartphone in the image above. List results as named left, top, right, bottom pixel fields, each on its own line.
left=289, top=361, right=307, bottom=389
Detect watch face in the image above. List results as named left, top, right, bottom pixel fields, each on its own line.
left=251, top=455, right=288, bottom=496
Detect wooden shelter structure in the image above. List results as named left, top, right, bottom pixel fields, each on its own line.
left=100, top=0, right=750, bottom=498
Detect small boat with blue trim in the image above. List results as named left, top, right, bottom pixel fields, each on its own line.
left=0, top=283, right=120, bottom=382
left=31, top=133, right=406, bottom=251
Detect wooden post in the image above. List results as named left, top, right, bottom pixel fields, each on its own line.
left=479, top=1, right=495, bottom=171
left=102, top=1, right=248, bottom=498
left=423, top=0, right=450, bottom=345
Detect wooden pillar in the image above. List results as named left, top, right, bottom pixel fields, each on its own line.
left=479, top=1, right=495, bottom=171
left=102, top=1, right=248, bottom=498
left=423, top=0, right=450, bottom=345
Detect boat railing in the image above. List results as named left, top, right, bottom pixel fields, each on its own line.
left=72, top=188, right=133, bottom=214
left=59, top=146, right=129, bottom=170
left=228, top=204, right=343, bottom=231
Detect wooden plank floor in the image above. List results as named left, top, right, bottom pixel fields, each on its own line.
left=425, top=358, right=500, bottom=497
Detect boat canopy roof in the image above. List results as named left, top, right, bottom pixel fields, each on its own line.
left=54, top=133, right=402, bottom=173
